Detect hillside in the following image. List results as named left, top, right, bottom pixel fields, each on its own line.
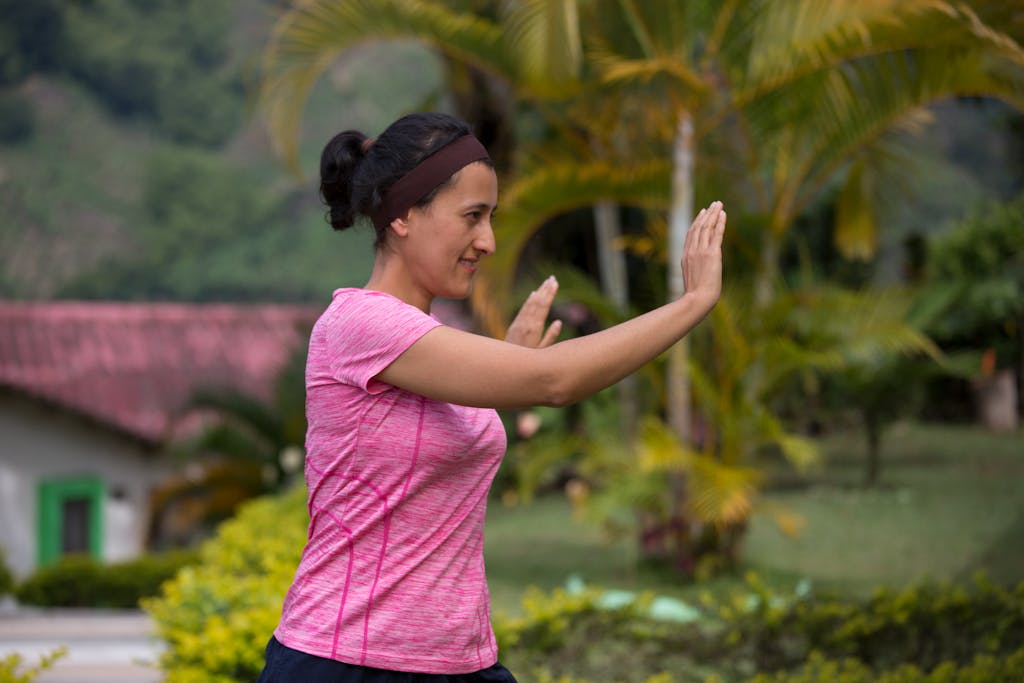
left=0, top=0, right=445, bottom=302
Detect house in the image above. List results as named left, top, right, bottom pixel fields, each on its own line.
left=0, top=301, right=320, bottom=579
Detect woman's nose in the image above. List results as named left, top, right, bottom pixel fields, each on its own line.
left=475, top=221, right=496, bottom=255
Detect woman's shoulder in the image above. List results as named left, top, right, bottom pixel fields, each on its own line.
left=329, top=287, right=425, bottom=314
left=316, top=287, right=439, bottom=341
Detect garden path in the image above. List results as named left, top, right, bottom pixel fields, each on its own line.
left=0, top=603, right=162, bottom=683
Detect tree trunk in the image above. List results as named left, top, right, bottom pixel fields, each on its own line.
left=665, top=112, right=695, bottom=571
left=667, top=112, right=694, bottom=440
left=594, top=201, right=637, bottom=438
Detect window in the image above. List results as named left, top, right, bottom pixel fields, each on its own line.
left=38, top=478, right=104, bottom=566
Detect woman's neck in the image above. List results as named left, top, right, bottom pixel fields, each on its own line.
left=364, top=252, right=433, bottom=314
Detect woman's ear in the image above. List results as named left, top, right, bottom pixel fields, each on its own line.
left=390, top=213, right=411, bottom=239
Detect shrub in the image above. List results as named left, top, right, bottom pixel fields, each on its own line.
left=0, top=648, right=66, bottom=683
left=15, top=549, right=197, bottom=608
left=143, top=484, right=308, bottom=683
left=736, top=646, right=1024, bottom=683
left=144, top=482, right=1024, bottom=683
left=708, top=573, right=1024, bottom=673
left=0, top=547, right=13, bottom=597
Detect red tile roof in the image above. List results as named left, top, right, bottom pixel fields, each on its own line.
left=0, top=301, right=321, bottom=444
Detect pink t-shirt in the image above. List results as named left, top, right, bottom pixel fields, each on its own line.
left=274, top=288, right=507, bottom=674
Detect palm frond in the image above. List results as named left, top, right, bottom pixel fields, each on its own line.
left=688, top=457, right=760, bottom=528
left=501, top=0, right=583, bottom=89
left=736, top=0, right=1022, bottom=98
left=635, top=416, right=699, bottom=473
left=184, top=390, right=285, bottom=445
left=753, top=46, right=1024, bottom=229
left=591, top=52, right=707, bottom=97
left=477, top=158, right=670, bottom=321
left=261, top=0, right=510, bottom=169
left=180, top=423, right=274, bottom=467
left=834, top=158, right=876, bottom=261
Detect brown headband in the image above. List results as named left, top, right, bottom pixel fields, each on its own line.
left=370, top=135, right=490, bottom=231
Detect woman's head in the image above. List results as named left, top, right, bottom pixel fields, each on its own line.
left=319, top=112, right=492, bottom=248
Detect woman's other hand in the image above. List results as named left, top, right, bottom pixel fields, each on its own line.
left=504, top=276, right=562, bottom=348
left=681, top=201, right=726, bottom=309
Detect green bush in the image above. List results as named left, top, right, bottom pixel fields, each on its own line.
left=736, top=646, right=1024, bottom=683
left=0, top=547, right=13, bottom=597
left=143, top=484, right=308, bottom=683
left=15, top=549, right=197, bottom=608
left=709, top=574, right=1024, bottom=673
left=144, top=483, right=1024, bottom=683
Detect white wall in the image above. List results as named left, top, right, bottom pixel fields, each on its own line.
left=0, top=395, right=174, bottom=579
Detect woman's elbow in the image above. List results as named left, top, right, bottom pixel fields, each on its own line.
left=522, top=349, right=579, bottom=408
left=536, top=372, right=577, bottom=408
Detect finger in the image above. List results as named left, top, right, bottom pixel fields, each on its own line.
left=711, top=208, right=727, bottom=250
left=699, top=201, right=721, bottom=250
left=531, top=276, right=558, bottom=313
left=684, top=207, right=706, bottom=255
left=538, top=320, right=562, bottom=347
left=518, top=289, right=541, bottom=316
left=516, top=289, right=547, bottom=321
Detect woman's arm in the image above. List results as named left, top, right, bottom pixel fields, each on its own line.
left=377, top=201, right=726, bottom=409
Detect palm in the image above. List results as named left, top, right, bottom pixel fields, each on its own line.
left=258, top=0, right=1023, bottom=572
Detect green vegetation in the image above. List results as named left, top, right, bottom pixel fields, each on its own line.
left=0, top=0, right=444, bottom=301
left=14, top=549, right=198, bottom=608
left=489, top=423, right=1024, bottom=611
left=924, top=195, right=1024, bottom=370
left=0, top=547, right=13, bottom=597
left=492, top=578, right=1024, bottom=682
left=143, top=485, right=309, bottom=683
left=0, top=649, right=67, bottom=683
left=144, top=422, right=1022, bottom=682
left=261, top=0, right=1024, bottom=578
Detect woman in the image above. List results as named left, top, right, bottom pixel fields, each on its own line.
left=258, top=112, right=726, bottom=682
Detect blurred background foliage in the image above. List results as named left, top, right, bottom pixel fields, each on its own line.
left=257, top=0, right=1024, bottom=575
left=2, top=0, right=1021, bottom=573
left=0, top=0, right=450, bottom=301
left=2, top=0, right=1021, bottom=680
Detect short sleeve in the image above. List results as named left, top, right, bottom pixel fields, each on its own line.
left=314, top=290, right=442, bottom=394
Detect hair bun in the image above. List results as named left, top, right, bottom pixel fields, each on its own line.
left=320, top=130, right=368, bottom=231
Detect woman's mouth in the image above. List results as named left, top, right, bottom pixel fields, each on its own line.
left=458, top=258, right=478, bottom=272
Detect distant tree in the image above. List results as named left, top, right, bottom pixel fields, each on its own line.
left=0, top=0, right=64, bottom=85
left=61, top=0, right=240, bottom=145
left=0, top=92, right=34, bottom=143
left=60, top=149, right=286, bottom=300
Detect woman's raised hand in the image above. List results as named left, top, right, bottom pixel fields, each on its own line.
left=681, top=201, right=726, bottom=307
left=504, top=275, right=562, bottom=348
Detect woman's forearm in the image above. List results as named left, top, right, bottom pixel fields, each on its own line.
left=537, top=291, right=716, bottom=406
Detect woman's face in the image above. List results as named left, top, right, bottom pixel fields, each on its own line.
left=398, top=161, right=498, bottom=301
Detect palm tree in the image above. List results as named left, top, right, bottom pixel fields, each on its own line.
left=258, top=0, right=1024, bottom=570
left=148, top=347, right=307, bottom=547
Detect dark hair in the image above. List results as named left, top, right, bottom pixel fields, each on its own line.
left=319, top=112, right=482, bottom=248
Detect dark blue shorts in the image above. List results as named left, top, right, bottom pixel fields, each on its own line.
left=256, top=636, right=519, bottom=682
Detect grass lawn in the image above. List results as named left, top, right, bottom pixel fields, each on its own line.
left=483, top=422, right=1023, bottom=615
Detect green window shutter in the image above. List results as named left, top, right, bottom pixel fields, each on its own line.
left=37, top=477, right=105, bottom=566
